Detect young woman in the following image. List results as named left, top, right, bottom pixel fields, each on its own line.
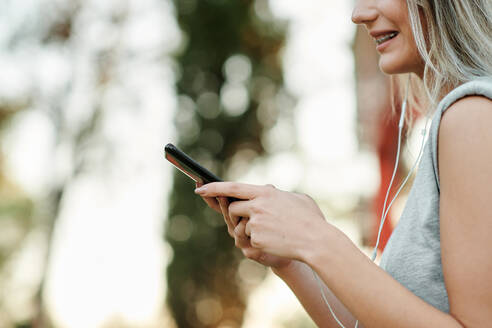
left=196, top=0, right=492, bottom=326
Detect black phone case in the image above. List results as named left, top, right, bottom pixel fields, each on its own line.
left=165, top=143, right=223, bottom=184
left=165, top=143, right=242, bottom=211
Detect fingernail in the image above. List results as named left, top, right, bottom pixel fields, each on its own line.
left=194, top=186, right=206, bottom=193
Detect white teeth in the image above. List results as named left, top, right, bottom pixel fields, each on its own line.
left=375, top=32, right=398, bottom=45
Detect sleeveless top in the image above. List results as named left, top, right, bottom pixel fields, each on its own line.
left=379, top=76, right=492, bottom=313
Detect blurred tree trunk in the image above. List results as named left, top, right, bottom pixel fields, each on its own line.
left=167, top=0, right=291, bottom=326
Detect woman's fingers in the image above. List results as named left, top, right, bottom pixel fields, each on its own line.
left=245, top=220, right=252, bottom=238
left=218, top=197, right=235, bottom=237
left=197, top=183, right=255, bottom=241
left=230, top=212, right=243, bottom=227
left=229, top=200, right=252, bottom=226
left=241, top=247, right=262, bottom=261
left=195, top=182, right=263, bottom=200
left=196, top=182, right=221, bottom=213
left=234, top=219, right=250, bottom=248
left=202, top=196, right=222, bottom=213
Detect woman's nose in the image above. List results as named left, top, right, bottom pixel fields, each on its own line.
left=352, top=0, right=378, bottom=25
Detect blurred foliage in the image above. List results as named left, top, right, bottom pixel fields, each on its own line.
left=0, top=78, right=33, bottom=261
left=0, top=0, right=123, bottom=326
left=166, top=0, right=293, bottom=327
left=0, top=99, right=36, bottom=327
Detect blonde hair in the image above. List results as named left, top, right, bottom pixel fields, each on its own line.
left=396, top=0, right=492, bottom=124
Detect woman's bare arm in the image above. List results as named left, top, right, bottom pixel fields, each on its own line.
left=273, top=260, right=361, bottom=328
left=439, top=96, right=492, bottom=326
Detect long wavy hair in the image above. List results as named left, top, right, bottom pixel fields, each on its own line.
left=395, top=0, right=492, bottom=123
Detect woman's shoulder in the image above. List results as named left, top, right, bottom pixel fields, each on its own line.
left=438, top=93, right=492, bottom=196
left=437, top=76, right=492, bottom=115
left=439, top=77, right=492, bottom=135
left=428, top=77, right=492, bottom=190
left=430, top=76, right=492, bottom=141
left=440, top=95, right=492, bottom=147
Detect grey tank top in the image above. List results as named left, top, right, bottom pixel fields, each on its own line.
left=379, top=76, right=492, bottom=313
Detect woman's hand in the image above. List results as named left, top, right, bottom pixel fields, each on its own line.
left=195, top=182, right=332, bottom=263
left=196, top=182, right=238, bottom=238
left=219, top=196, right=293, bottom=269
left=196, top=182, right=292, bottom=270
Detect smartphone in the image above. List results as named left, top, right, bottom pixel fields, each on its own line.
left=165, top=143, right=242, bottom=220
left=164, top=143, right=223, bottom=184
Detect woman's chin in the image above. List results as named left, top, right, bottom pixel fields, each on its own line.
left=378, top=54, right=423, bottom=76
left=378, top=56, right=410, bottom=75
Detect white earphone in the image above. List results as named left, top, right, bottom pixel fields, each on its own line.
left=312, top=75, right=431, bottom=328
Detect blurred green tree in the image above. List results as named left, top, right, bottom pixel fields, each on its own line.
left=167, top=0, right=294, bottom=327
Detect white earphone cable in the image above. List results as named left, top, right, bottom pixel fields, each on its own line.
left=372, top=74, right=411, bottom=260
left=373, top=116, right=430, bottom=259
left=312, top=270, right=355, bottom=328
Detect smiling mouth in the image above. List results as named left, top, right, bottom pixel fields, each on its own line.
left=375, top=32, right=399, bottom=45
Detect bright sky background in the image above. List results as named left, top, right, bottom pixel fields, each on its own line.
left=0, top=0, right=402, bottom=327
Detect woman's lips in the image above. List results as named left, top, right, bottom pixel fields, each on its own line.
left=375, top=32, right=398, bottom=52
left=375, top=32, right=398, bottom=45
